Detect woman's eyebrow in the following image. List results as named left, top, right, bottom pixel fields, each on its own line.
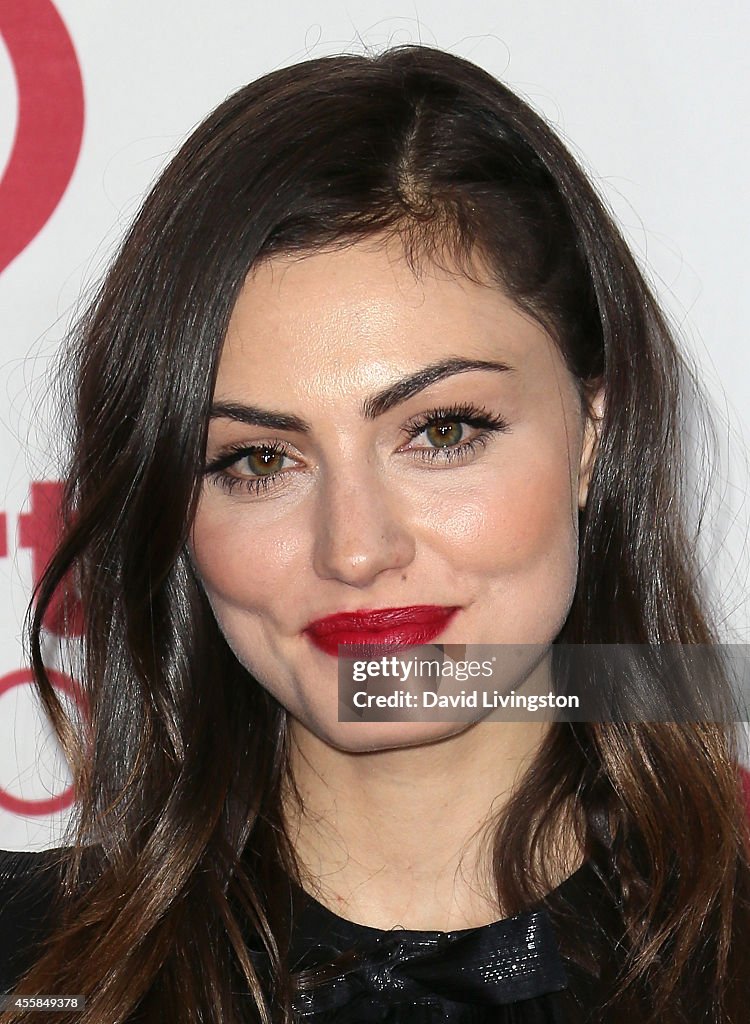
left=362, top=356, right=513, bottom=418
left=210, top=356, right=514, bottom=431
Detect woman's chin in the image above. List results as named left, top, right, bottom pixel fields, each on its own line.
left=305, top=717, right=478, bottom=754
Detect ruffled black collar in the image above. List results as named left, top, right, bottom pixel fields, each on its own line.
left=284, top=858, right=606, bottom=1022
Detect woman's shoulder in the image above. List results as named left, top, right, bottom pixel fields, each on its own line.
left=0, top=847, right=67, bottom=995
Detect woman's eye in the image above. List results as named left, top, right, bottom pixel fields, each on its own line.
left=417, top=420, right=467, bottom=448
left=205, top=405, right=508, bottom=496
left=401, top=404, right=510, bottom=465
left=235, top=446, right=290, bottom=477
left=204, top=442, right=298, bottom=496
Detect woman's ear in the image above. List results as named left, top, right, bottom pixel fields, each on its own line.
left=578, top=387, right=605, bottom=510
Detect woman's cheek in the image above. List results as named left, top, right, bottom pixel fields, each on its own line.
left=188, top=506, right=311, bottom=705
left=418, top=449, right=578, bottom=641
left=496, top=461, right=578, bottom=638
left=422, top=441, right=576, bottom=561
left=189, top=499, right=305, bottom=615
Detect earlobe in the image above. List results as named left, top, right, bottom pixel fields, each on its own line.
left=578, top=388, right=605, bottom=510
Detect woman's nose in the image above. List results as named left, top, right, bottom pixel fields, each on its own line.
left=311, top=466, right=416, bottom=587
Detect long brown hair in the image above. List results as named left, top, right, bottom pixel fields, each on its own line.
left=3, top=45, right=749, bottom=1023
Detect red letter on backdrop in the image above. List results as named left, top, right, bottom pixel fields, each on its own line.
left=18, top=481, right=83, bottom=636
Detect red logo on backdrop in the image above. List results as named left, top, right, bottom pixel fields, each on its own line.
left=19, top=481, right=84, bottom=636
left=0, top=2, right=85, bottom=815
left=0, top=668, right=83, bottom=814
left=0, top=0, right=85, bottom=273
left=0, top=482, right=86, bottom=814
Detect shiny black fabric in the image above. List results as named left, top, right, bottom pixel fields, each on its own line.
left=280, top=856, right=618, bottom=1022
left=0, top=849, right=61, bottom=999
left=0, top=847, right=617, bottom=1021
left=288, top=896, right=569, bottom=1022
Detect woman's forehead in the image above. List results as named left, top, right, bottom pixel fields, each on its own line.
left=215, top=242, right=564, bottom=402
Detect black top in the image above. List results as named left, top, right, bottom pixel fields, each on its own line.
left=0, top=846, right=622, bottom=1021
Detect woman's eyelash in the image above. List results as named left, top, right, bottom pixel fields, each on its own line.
left=401, top=403, right=509, bottom=442
left=204, top=402, right=510, bottom=496
left=204, top=440, right=288, bottom=476
left=204, top=441, right=291, bottom=495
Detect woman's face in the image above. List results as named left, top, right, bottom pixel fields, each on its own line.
left=189, top=239, right=599, bottom=751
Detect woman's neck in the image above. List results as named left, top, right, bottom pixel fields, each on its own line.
left=282, top=717, right=578, bottom=932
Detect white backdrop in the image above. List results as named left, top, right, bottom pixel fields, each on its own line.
left=1, top=0, right=748, bottom=850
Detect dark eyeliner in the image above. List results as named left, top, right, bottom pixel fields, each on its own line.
left=402, top=401, right=510, bottom=442
left=203, top=440, right=289, bottom=476
left=204, top=402, right=510, bottom=496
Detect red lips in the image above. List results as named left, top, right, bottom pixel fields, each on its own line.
left=303, top=604, right=459, bottom=657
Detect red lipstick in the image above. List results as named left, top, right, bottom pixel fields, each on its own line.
left=303, top=605, right=459, bottom=657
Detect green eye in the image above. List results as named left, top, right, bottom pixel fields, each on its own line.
left=245, top=447, right=286, bottom=475
left=425, top=421, right=464, bottom=447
